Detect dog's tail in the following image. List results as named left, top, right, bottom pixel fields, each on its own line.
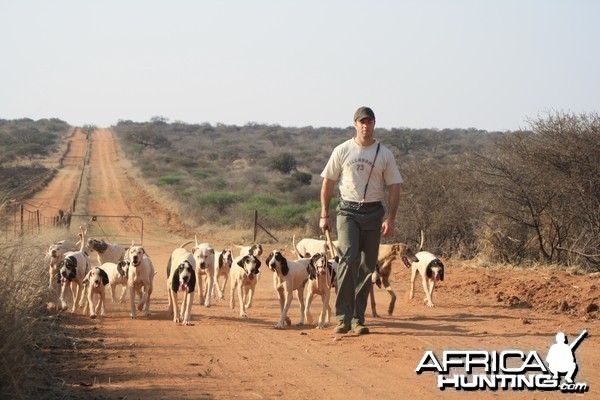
left=78, top=225, right=88, bottom=252
left=418, top=229, right=425, bottom=251
left=292, top=235, right=303, bottom=258
left=180, top=240, right=193, bottom=249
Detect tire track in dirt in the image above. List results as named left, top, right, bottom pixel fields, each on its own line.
left=21, top=128, right=87, bottom=217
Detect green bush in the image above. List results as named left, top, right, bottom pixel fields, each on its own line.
left=156, top=173, right=184, bottom=186
left=269, top=153, right=297, bottom=174
left=292, top=171, right=312, bottom=185
left=196, top=191, right=244, bottom=213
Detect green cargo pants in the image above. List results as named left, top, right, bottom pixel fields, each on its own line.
left=335, top=203, right=385, bottom=325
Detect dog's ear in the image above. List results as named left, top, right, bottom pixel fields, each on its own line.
left=237, top=256, right=247, bottom=267
left=426, top=263, right=433, bottom=279
left=117, top=261, right=127, bottom=277
left=265, top=252, right=273, bottom=266
left=99, top=268, right=109, bottom=286
left=254, top=257, right=261, bottom=270
left=307, top=264, right=316, bottom=280
left=166, top=256, right=173, bottom=278
left=188, top=267, right=196, bottom=292
left=281, top=258, right=289, bottom=276
left=83, top=271, right=91, bottom=287
left=171, top=270, right=180, bottom=292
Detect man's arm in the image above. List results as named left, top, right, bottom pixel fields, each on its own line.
left=381, top=183, right=400, bottom=237
left=319, top=178, right=336, bottom=233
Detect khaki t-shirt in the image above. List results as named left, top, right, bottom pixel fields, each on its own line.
left=321, top=139, right=403, bottom=203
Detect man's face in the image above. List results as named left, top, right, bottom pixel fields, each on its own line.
left=354, top=117, right=375, bottom=138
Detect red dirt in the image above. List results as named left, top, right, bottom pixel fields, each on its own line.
left=41, top=129, right=598, bottom=399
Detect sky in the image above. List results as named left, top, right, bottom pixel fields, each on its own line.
left=1, top=0, right=599, bottom=132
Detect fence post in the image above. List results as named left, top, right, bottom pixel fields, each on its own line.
left=20, top=203, right=24, bottom=234
left=253, top=210, right=258, bottom=243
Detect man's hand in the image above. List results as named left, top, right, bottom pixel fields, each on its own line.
left=319, top=216, right=330, bottom=233
left=381, top=218, right=394, bottom=237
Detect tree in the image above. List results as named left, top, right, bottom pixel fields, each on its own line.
left=469, top=111, right=600, bottom=269
left=269, top=153, right=297, bottom=174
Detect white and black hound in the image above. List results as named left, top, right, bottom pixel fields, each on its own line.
left=409, top=251, right=445, bottom=307
left=101, top=261, right=130, bottom=303
left=167, top=246, right=197, bottom=325
left=213, top=248, right=234, bottom=300
left=305, top=252, right=338, bottom=329
left=87, top=238, right=125, bottom=265
left=265, top=250, right=311, bottom=329
left=57, top=250, right=90, bottom=313
left=229, top=254, right=261, bottom=318
left=82, top=266, right=110, bottom=318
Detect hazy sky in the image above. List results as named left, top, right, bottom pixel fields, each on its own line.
left=2, top=0, right=598, bottom=131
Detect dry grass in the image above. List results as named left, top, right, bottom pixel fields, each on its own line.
left=0, top=230, right=72, bottom=399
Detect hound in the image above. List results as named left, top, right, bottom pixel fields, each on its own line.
left=369, top=243, right=420, bottom=317
left=57, top=250, right=91, bottom=313
left=167, top=244, right=197, bottom=325
left=229, top=254, right=261, bottom=318
left=126, top=243, right=155, bottom=318
left=82, top=266, right=109, bottom=318
left=409, top=251, right=445, bottom=307
left=193, top=239, right=216, bottom=307
left=293, top=236, right=327, bottom=258
left=234, top=243, right=263, bottom=258
left=101, top=261, right=130, bottom=303
left=87, top=238, right=125, bottom=265
left=265, top=250, right=311, bottom=329
left=304, top=252, right=338, bottom=329
left=47, top=238, right=80, bottom=293
left=213, top=248, right=234, bottom=300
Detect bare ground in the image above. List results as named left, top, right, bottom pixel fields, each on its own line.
left=38, top=129, right=599, bottom=399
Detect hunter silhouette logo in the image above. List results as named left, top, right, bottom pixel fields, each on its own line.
left=415, top=329, right=589, bottom=393
left=546, top=330, right=587, bottom=384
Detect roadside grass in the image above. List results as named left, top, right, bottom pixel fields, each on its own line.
left=0, top=230, right=72, bottom=400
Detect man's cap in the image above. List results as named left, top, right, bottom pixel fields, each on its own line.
left=354, top=106, right=375, bottom=121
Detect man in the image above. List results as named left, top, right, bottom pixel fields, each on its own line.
left=319, top=106, right=402, bottom=335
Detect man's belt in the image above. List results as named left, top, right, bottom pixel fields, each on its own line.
left=340, top=199, right=382, bottom=210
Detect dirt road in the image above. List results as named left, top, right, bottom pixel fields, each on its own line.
left=46, top=129, right=598, bottom=399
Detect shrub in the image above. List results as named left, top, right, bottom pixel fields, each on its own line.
left=292, top=171, right=312, bottom=185
left=156, top=173, right=184, bottom=186
left=196, top=191, right=244, bottom=213
left=269, top=153, right=297, bottom=174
